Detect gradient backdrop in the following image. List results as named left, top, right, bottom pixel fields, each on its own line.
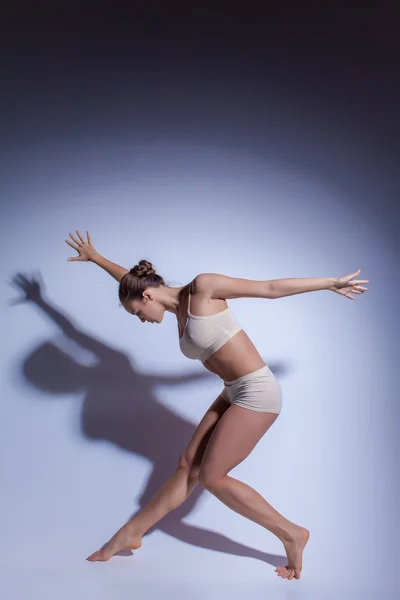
left=1, top=3, right=399, bottom=599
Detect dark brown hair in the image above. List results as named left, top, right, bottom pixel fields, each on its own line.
left=118, top=259, right=166, bottom=306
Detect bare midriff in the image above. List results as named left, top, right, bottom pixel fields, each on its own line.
left=178, top=281, right=266, bottom=382
left=202, top=329, right=266, bottom=381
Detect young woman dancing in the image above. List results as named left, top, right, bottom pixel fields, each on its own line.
left=65, top=230, right=368, bottom=580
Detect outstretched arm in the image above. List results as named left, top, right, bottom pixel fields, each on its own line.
left=271, top=276, right=335, bottom=298
left=65, top=230, right=129, bottom=283
left=194, top=272, right=333, bottom=300
left=272, top=269, right=369, bottom=300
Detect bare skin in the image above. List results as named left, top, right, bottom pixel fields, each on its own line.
left=87, top=519, right=310, bottom=581
left=87, top=522, right=143, bottom=561
left=76, top=246, right=311, bottom=576
left=87, top=400, right=310, bottom=579
left=276, top=527, right=310, bottom=580
left=66, top=233, right=367, bottom=577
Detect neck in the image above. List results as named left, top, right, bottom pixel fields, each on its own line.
left=162, top=284, right=189, bottom=317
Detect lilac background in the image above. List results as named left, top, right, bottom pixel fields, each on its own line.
left=1, top=3, right=398, bottom=599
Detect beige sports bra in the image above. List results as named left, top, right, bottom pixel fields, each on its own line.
left=179, top=286, right=243, bottom=362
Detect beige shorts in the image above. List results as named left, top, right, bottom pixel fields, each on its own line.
left=221, top=365, right=282, bottom=414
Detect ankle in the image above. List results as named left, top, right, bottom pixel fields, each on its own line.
left=125, top=522, right=144, bottom=537
left=273, top=519, right=297, bottom=543
left=280, top=522, right=303, bottom=543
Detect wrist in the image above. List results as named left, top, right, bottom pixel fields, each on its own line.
left=88, top=252, right=101, bottom=262
left=328, top=277, right=337, bottom=290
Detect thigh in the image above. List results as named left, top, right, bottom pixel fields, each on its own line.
left=179, top=392, right=230, bottom=475
left=199, top=405, right=278, bottom=487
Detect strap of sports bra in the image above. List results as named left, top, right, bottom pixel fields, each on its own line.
left=187, top=283, right=192, bottom=314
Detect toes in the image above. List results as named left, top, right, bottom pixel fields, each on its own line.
left=276, top=566, right=296, bottom=579
left=275, top=565, right=301, bottom=581
left=87, top=550, right=108, bottom=561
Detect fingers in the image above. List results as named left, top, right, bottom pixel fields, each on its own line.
left=65, top=239, right=79, bottom=250
left=76, top=229, right=85, bottom=243
left=69, top=231, right=82, bottom=245
left=87, top=231, right=93, bottom=244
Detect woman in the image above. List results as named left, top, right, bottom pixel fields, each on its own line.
left=65, top=230, right=368, bottom=580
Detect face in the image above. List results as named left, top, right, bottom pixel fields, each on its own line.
left=125, top=295, right=160, bottom=324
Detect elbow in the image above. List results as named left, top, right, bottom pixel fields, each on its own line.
left=267, top=281, right=278, bottom=299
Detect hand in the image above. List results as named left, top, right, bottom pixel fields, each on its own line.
left=9, top=271, right=44, bottom=304
left=331, top=269, right=369, bottom=300
left=65, top=230, right=99, bottom=262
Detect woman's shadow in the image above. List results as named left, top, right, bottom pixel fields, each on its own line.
left=10, top=271, right=289, bottom=567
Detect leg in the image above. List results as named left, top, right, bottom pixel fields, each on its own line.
left=125, top=392, right=230, bottom=534
left=198, top=405, right=309, bottom=580
left=87, top=392, right=230, bottom=562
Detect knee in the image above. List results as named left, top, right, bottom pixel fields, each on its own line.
left=198, top=467, right=221, bottom=491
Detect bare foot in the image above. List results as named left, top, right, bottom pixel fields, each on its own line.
left=275, top=526, right=310, bottom=580
left=87, top=524, right=143, bottom=562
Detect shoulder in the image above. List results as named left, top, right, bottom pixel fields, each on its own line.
left=192, top=273, right=210, bottom=291
left=192, top=273, right=219, bottom=298
left=192, top=273, right=275, bottom=300
left=190, top=274, right=212, bottom=297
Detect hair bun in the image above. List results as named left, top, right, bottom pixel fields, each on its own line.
left=130, top=260, right=156, bottom=278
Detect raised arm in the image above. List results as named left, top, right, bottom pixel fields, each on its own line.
left=89, top=254, right=129, bottom=283
left=65, top=230, right=129, bottom=282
